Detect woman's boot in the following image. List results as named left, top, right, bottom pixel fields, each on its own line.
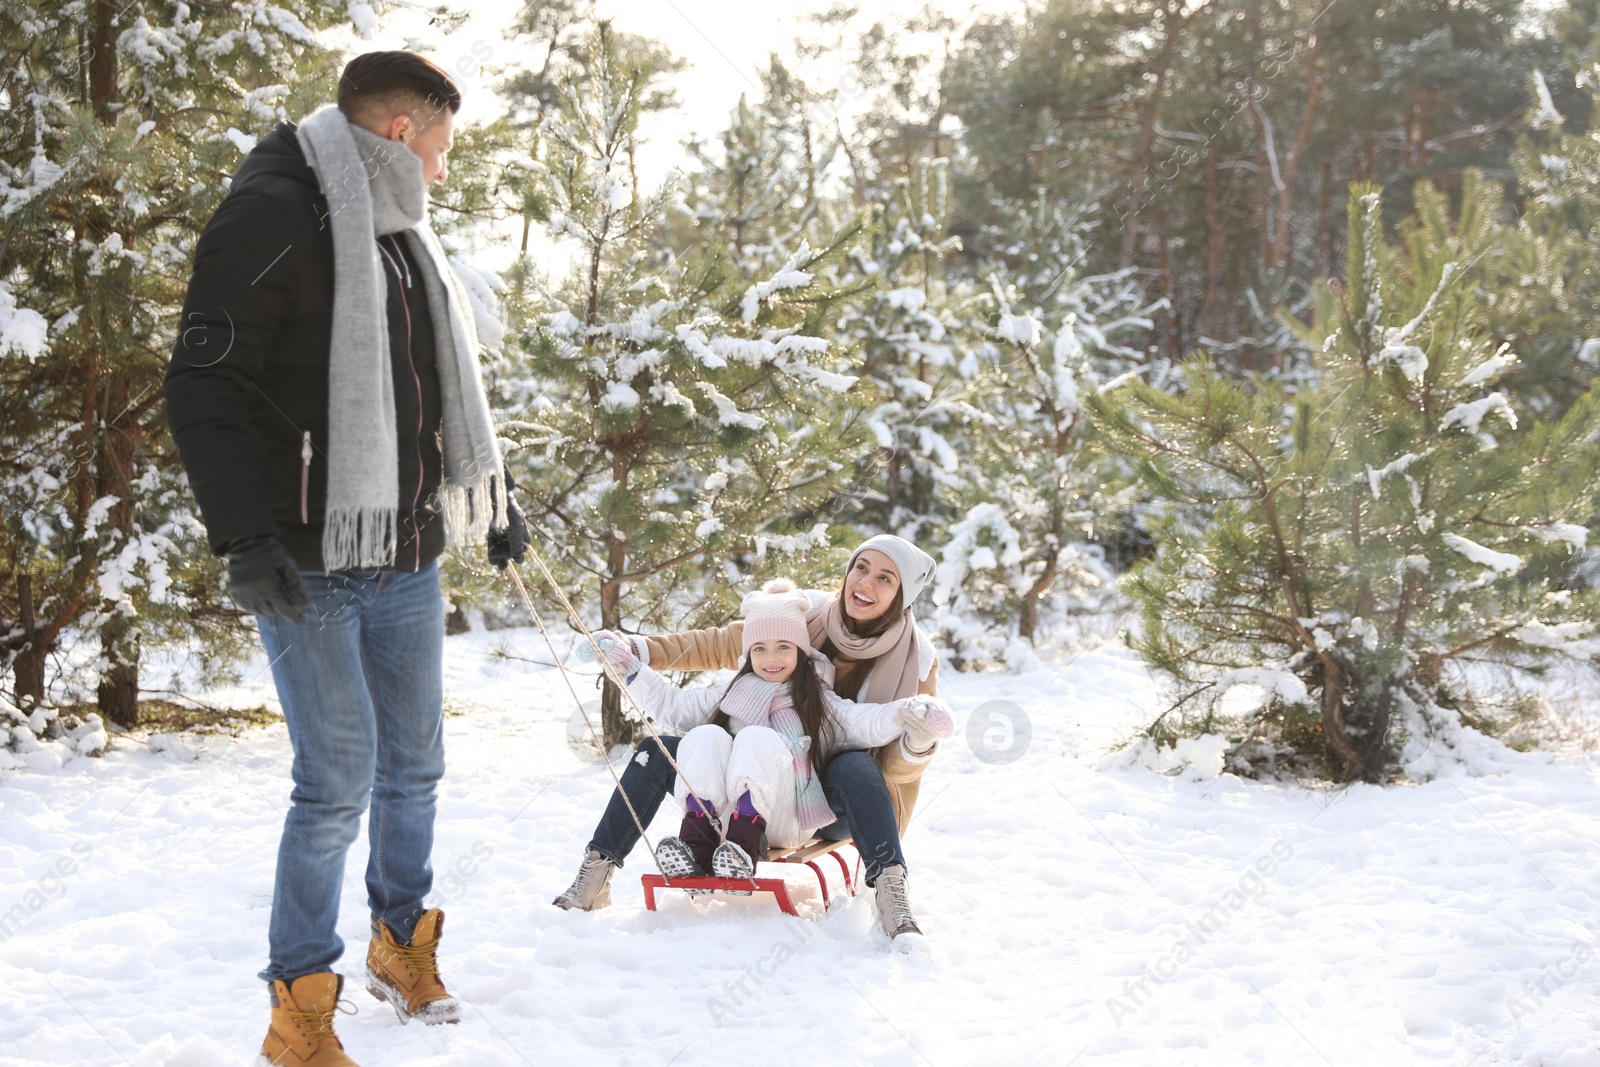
left=552, top=849, right=615, bottom=911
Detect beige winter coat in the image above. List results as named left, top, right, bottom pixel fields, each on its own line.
left=641, top=621, right=941, bottom=837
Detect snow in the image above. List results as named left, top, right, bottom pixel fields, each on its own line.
left=1530, top=70, right=1564, bottom=129
left=1, top=148, right=66, bottom=220
left=599, top=380, right=640, bottom=413
left=932, top=503, right=1025, bottom=607
left=1442, top=532, right=1523, bottom=575
left=0, top=284, right=49, bottom=362
left=1213, top=668, right=1310, bottom=708
left=1374, top=262, right=1458, bottom=381
left=695, top=381, right=766, bottom=429
left=997, top=312, right=1040, bottom=346
left=753, top=522, right=830, bottom=561
left=674, top=324, right=728, bottom=369
left=1362, top=452, right=1423, bottom=500
left=1515, top=620, right=1600, bottom=658
left=1457, top=345, right=1515, bottom=388
left=8, top=633, right=1600, bottom=1063
left=346, top=0, right=377, bottom=38
left=546, top=310, right=583, bottom=337
left=1531, top=523, right=1589, bottom=551
left=882, top=287, right=926, bottom=313
left=740, top=244, right=813, bottom=323
left=1098, top=370, right=1138, bottom=394
left=1442, top=392, right=1517, bottom=433
left=449, top=256, right=508, bottom=354
left=222, top=128, right=257, bottom=156
left=786, top=361, right=859, bottom=393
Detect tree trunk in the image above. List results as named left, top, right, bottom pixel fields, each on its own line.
left=884, top=447, right=903, bottom=528
left=95, top=375, right=141, bottom=726
left=13, top=574, right=45, bottom=706
left=1118, top=45, right=1172, bottom=270
left=1318, top=656, right=1393, bottom=784
left=88, top=0, right=118, bottom=123
left=1201, top=147, right=1223, bottom=341
left=599, top=530, right=634, bottom=752
left=1017, top=548, right=1058, bottom=644
left=97, top=614, right=139, bottom=727
left=1268, top=35, right=1323, bottom=277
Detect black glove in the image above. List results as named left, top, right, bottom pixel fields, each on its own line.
left=226, top=536, right=309, bottom=624
left=487, top=494, right=529, bottom=571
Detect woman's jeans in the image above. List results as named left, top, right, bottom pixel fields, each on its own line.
left=587, top=738, right=907, bottom=885
left=254, top=564, right=445, bottom=983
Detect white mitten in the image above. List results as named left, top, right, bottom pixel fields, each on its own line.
left=896, top=707, right=937, bottom=755
left=576, top=629, right=641, bottom=682
left=902, top=694, right=955, bottom=740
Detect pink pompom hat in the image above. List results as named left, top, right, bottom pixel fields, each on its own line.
left=740, top=578, right=813, bottom=656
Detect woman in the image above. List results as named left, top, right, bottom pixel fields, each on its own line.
left=553, top=534, right=944, bottom=940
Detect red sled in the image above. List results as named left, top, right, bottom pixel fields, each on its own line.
left=641, top=838, right=858, bottom=916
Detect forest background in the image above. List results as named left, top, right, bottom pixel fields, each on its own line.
left=5, top=0, right=1600, bottom=781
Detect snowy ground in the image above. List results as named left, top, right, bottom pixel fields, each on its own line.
left=4, top=625, right=1600, bottom=1067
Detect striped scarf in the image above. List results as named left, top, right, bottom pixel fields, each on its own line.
left=719, top=671, right=836, bottom=834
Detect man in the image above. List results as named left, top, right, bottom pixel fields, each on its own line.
left=165, top=51, right=527, bottom=1066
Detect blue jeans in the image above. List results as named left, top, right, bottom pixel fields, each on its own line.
left=254, top=564, right=446, bottom=983
left=587, top=734, right=681, bottom=868
left=820, top=750, right=906, bottom=886
left=588, top=737, right=905, bottom=886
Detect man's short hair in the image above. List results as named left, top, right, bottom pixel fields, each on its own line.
left=337, top=51, right=462, bottom=129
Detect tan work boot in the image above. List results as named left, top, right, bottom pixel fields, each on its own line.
left=259, top=972, right=359, bottom=1066
left=365, top=908, right=462, bottom=1025
left=553, top=848, right=615, bottom=910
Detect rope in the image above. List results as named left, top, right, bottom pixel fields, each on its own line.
left=504, top=562, right=666, bottom=881
left=506, top=554, right=761, bottom=890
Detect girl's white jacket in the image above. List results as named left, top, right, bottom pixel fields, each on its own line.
left=624, top=661, right=908, bottom=756
left=623, top=660, right=910, bottom=846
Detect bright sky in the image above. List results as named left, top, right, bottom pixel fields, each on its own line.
left=436, top=1, right=1022, bottom=176
left=376, top=0, right=1024, bottom=269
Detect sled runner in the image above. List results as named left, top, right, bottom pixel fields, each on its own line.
left=641, top=837, right=858, bottom=916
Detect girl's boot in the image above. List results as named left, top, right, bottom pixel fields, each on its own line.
left=711, top=792, right=767, bottom=895
left=655, top=796, right=719, bottom=896
left=678, top=795, right=721, bottom=872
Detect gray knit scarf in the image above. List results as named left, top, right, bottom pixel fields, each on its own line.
left=295, top=106, right=506, bottom=570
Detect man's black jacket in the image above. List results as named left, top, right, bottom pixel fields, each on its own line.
left=164, top=122, right=444, bottom=573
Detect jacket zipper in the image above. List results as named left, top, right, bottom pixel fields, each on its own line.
left=299, top=430, right=312, bottom=524
left=378, top=236, right=426, bottom=570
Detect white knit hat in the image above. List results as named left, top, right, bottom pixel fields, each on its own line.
left=849, top=534, right=937, bottom=605
left=741, top=578, right=813, bottom=655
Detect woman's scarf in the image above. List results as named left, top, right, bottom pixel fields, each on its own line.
left=805, top=595, right=935, bottom=704
left=720, top=665, right=837, bottom=834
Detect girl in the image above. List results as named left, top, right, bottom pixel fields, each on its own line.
left=585, top=579, right=953, bottom=892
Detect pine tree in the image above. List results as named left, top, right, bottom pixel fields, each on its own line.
left=0, top=0, right=347, bottom=723
left=1088, top=177, right=1600, bottom=782
left=504, top=25, right=872, bottom=747
left=932, top=191, right=1159, bottom=664
left=1483, top=71, right=1600, bottom=418
left=667, top=91, right=833, bottom=277
left=835, top=157, right=973, bottom=537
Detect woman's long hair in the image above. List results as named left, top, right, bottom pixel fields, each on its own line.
left=714, top=656, right=836, bottom=775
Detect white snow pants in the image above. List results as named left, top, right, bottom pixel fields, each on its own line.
left=672, top=724, right=805, bottom=848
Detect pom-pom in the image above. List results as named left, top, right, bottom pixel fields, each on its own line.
left=762, top=577, right=798, bottom=594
